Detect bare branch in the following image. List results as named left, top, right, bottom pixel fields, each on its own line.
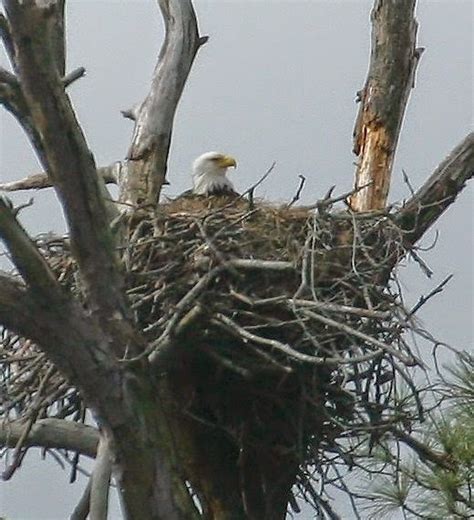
left=0, top=164, right=120, bottom=192
left=70, top=479, right=92, bottom=520
left=396, top=133, right=474, bottom=245
left=120, top=0, right=208, bottom=207
left=0, top=418, right=99, bottom=458
left=287, top=175, right=307, bottom=208
left=89, top=436, right=112, bottom=520
left=0, top=14, right=15, bottom=66
left=63, top=66, right=86, bottom=88
left=3, top=2, right=133, bottom=333
left=0, top=273, right=39, bottom=339
left=213, top=313, right=384, bottom=366
left=301, top=309, right=417, bottom=365
left=351, top=0, right=421, bottom=211
left=227, top=259, right=294, bottom=272
left=0, top=273, right=124, bottom=418
left=0, top=65, right=44, bottom=155
left=406, top=275, right=453, bottom=318
left=0, top=67, right=17, bottom=86
left=0, top=198, right=61, bottom=299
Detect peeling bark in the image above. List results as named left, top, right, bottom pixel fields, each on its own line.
left=350, top=0, right=422, bottom=211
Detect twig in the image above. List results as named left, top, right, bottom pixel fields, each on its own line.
left=391, top=428, right=453, bottom=470
left=244, top=161, right=276, bottom=206
left=213, top=313, right=385, bottom=366
left=287, top=175, right=307, bottom=208
left=199, top=345, right=251, bottom=378
left=406, top=274, right=453, bottom=319
left=62, top=67, right=86, bottom=88
left=307, top=182, right=373, bottom=213
left=402, top=169, right=416, bottom=197
left=409, top=249, right=433, bottom=278
left=12, top=197, right=34, bottom=217
left=234, top=292, right=390, bottom=319
left=227, top=259, right=294, bottom=272
left=301, top=309, right=417, bottom=366
left=294, top=299, right=390, bottom=319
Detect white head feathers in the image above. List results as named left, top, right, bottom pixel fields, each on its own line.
left=191, top=151, right=237, bottom=195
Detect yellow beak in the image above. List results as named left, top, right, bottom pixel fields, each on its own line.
left=218, top=155, right=237, bottom=169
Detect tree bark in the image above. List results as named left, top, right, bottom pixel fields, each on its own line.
left=0, top=418, right=99, bottom=458
left=350, top=0, right=422, bottom=211
left=119, top=0, right=208, bottom=208
left=396, top=132, right=474, bottom=246
left=0, top=3, right=202, bottom=518
left=0, top=164, right=120, bottom=192
left=3, top=1, right=132, bottom=335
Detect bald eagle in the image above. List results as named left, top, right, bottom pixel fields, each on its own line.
left=191, top=151, right=238, bottom=196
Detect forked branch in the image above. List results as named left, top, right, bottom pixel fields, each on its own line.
left=3, top=1, right=132, bottom=333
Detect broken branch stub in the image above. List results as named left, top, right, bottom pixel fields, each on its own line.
left=351, top=0, right=421, bottom=212
left=120, top=0, right=208, bottom=209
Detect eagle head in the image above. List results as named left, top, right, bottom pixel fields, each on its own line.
left=192, top=151, right=237, bottom=195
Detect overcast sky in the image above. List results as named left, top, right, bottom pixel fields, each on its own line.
left=0, top=1, right=472, bottom=518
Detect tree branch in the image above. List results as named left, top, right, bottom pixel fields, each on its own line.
left=350, top=0, right=421, bottom=211
left=89, top=436, right=112, bottom=520
left=63, top=66, right=86, bottom=88
left=3, top=1, right=133, bottom=335
left=0, top=273, right=44, bottom=341
left=0, top=418, right=99, bottom=458
left=0, top=14, right=15, bottom=66
left=0, top=66, right=45, bottom=155
left=0, top=272, right=124, bottom=417
left=396, top=133, right=474, bottom=245
left=0, top=164, right=120, bottom=192
left=119, top=0, right=208, bottom=208
left=0, top=198, right=61, bottom=300
left=70, top=479, right=92, bottom=520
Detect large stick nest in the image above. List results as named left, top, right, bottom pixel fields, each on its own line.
left=1, top=195, right=429, bottom=502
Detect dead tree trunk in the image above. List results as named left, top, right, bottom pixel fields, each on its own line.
left=350, top=0, right=423, bottom=211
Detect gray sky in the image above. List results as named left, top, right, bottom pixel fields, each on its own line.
left=0, top=1, right=472, bottom=518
